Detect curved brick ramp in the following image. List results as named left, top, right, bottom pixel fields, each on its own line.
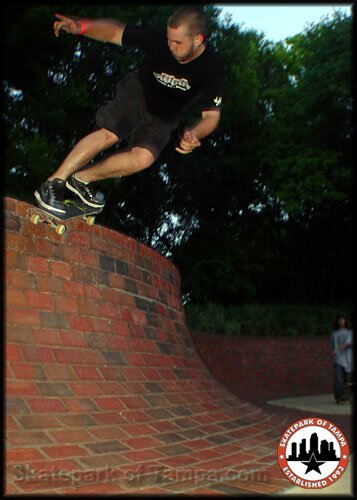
left=5, top=197, right=292, bottom=495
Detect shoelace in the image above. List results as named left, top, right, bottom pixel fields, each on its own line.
left=83, top=182, right=97, bottom=200
left=48, top=182, right=64, bottom=202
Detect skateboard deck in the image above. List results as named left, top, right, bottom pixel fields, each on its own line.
left=31, top=198, right=103, bottom=235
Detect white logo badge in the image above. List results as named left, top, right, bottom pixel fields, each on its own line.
left=214, top=96, right=222, bottom=106
left=278, top=417, right=349, bottom=489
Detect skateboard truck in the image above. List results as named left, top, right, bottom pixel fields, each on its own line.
left=30, top=199, right=101, bottom=235
left=31, top=212, right=96, bottom=235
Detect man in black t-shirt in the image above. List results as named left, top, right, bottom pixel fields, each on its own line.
left=34, top=7, right=224, bottom=214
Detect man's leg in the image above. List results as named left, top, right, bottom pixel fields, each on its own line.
left=48, top=128, right=119, bottom=181
left=334, top=363, right=346, bottom=403
left=76, top=146, right=158, bottom=182
left=65, top=145, right=158, bottom=207
left=34, top=128, right=119, bottom=213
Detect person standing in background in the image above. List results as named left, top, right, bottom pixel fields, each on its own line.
left=330, top=314, right=353, bottom=404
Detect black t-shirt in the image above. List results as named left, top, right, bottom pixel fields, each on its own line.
left=121, top=25, right=224, bottom=122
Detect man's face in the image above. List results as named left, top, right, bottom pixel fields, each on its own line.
left=167, top=24, right=203, bottom=63
left=338, top=316, right=347, bottom=328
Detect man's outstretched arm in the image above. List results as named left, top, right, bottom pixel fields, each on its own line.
left=54, top=13, right=125, bottom=45
left=176, top=110, right=221, bottom=154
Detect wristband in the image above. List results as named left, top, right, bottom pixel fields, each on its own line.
left=77, top=20, right=88, bottom=35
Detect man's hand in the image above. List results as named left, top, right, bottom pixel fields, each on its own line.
left=175, top=129, right=201, bottom=155
left=53, top=14, right=124, bottom=45
left=54, top=13, right=82, bottom=37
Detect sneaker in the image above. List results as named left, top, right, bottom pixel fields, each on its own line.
left=34, top=178, right=66, bottom=215
left=66, top=174, right=105, bottom=208
left=339, top=399, right=351, bottom=405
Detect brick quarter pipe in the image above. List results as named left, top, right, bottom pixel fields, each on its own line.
left=5, top=197, right=293, bottom=495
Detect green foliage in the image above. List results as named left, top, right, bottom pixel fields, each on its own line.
left=261, top=12, right=352, bottom=216
left=185, top=303, right=352, bottom=337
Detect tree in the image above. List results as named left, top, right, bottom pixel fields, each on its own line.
left=256, top=11, right=353, bottom=303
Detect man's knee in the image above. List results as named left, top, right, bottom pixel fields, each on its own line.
left=98, top=128, right=119, bottom=148
left=130, top=146, right=157, bottom=171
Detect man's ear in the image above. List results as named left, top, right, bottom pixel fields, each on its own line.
left=194, top=33, right=205, bottom=45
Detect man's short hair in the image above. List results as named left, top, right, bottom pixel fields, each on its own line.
left=168, top=6, right=207, bottom=38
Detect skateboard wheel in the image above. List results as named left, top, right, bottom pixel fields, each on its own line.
left=31, top=214, right=41, bottom=225
left=86, top=215, right=96, bottom=226
left=56, top=224, right=66, bottom=235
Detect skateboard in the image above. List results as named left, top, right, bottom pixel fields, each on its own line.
left=31, top=198, right=103, bottom=235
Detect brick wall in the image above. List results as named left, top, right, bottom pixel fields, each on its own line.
left=6, top=197, right=297, bottom=495
left=192, top=333, right=333, bottom=402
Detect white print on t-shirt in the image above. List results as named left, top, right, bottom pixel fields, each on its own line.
left=153, top=72, right=191, bottom=91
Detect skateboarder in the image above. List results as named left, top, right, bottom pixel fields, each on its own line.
left=35, top=6, right=224, bottom=215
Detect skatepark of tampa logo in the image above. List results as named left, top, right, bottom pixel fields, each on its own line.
left=277, top=417, right=349, bottom=489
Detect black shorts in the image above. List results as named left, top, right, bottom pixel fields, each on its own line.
left=96, top=71, right=178, bottom=155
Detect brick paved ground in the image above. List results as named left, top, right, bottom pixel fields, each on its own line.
left=5, top=198, right=351, bottom=495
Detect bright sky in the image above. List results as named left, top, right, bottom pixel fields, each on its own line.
left=217, top=3, right=353, bottom=42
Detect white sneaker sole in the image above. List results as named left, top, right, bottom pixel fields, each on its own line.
left=34, top=191, right=66, bottom=215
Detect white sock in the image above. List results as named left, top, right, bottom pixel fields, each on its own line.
left=74, top=173, right=89, bottom=185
